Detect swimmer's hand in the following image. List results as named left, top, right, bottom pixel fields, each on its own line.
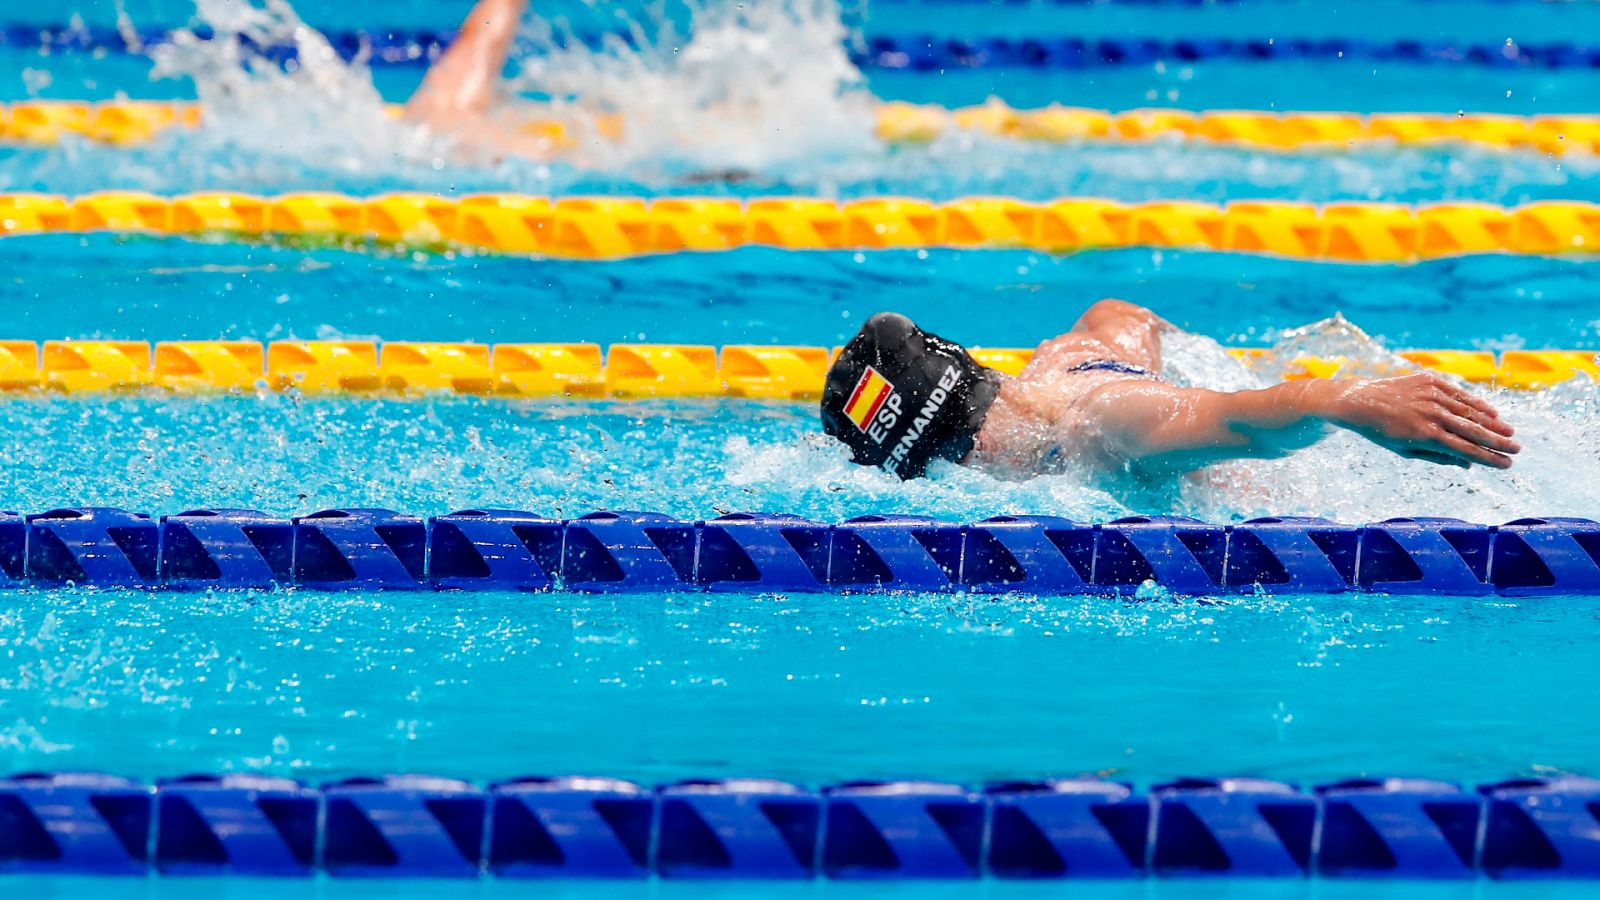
left=1074, top=370, right=1517, bottom=474
left=1330, top=374, right=1520, bottom=469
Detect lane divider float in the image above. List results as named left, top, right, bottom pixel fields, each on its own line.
left=5, top=192, right=1600, bottom=262
left=0, top=771, right=1594, bottom=878
left=0, top=339, right=1592, bottom=399
left=3, top=98, right=1598, bottom=155
left=3, top=508, right=1599, bottom=596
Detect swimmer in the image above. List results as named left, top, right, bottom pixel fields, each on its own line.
left=404, top=0, right=551, bottom=156
left=404, top=0, right=766, bottom=181
left=821, top=301, right=1520, bottom=480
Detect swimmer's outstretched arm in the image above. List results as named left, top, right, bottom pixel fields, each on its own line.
left=404, top=0, right=556, bottom=157
left=407, top=0, right=528, bottom=126
left=1081, top=372, right=1521, bottom=473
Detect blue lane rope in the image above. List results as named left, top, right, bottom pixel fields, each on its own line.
left=855, top=35, right=1600, bottom=71
left=3, top=23, right=1599, bottom=71
left=1, top=772, right=1597, bottom=878
left=4, top=507, right=1600, bottom=595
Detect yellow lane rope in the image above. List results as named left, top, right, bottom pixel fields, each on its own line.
left=5, top=192, right=1600, bottom=261
left=0, top=340, right=1592, bottom=398
left=1, top=99, right=1597, bottom=155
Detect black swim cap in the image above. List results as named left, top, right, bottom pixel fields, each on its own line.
left=821, top=313, right=1002, bottom=480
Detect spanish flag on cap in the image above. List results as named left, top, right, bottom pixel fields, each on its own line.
left=843, top=366, right=893, bottom=432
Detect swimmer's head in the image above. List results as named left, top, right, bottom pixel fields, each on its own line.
left=820, top=312, right=1001, bottom=480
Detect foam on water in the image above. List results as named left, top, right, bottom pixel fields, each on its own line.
left=127, top=0, right=875, bottom=189
left=506, top=0, right=878, bottom=174
left=1160, top=319, right=1600, bottom=523
left=148, top=0, right=447, bottom=176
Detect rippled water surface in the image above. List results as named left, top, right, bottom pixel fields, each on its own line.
left=2, top=236, right=1597, bottom=349
left=7, top=579, right=1599, bottom=786
left=1, top=0, right=1598, bottom=894
left=0, top=382, right=1595, bottom=788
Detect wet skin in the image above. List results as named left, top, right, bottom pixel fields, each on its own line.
left=970, top=299, right=1521, bottom=478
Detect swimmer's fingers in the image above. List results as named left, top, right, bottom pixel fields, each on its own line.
left=1427, top=430, right=1516, bottom=470
left=1439, top=408, right=1522, bottom=455
left=1422, top=377, right=1518, bottom=445
left=1435, top=379, right=1509, bottom=426
left=1418, top=373, right=1499, bottom=414
left=1441, top=397, right=1517, bottom=438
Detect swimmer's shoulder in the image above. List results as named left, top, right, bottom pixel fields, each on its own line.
left=1025, top=335, right=1113, bottom=374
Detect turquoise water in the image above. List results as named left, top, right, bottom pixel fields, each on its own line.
left=0, top=389, right=1596, bottom=792
left=2, top=0, right=1600, bottom=892
left=0, top=236, right=1597, bottom=350
left=7, top=42, right=1598, bottom=114
left=5, top=0, right=1600, bottom=115
left=6, top=138, right=1598, bottom=209
left=7, top=567, right=1600, bottom=784
left=19, top=0, right=1600, bottom=41
left=3, top=135, right=1597, bottom=204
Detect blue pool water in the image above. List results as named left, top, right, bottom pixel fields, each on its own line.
left=3, top=0, right=1600, bottom=894
left=7, top=0, right=1600, bottom=113
left=1, top=236, right=1597, bottom=349
left=7, top=530, right=1600, bottom=784
left=6, top=136, right=1597, bottom=207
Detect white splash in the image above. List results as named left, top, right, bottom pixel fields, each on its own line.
left=149, top=0, right=446, bottom=175
left=724, top=433, right=1137, bottom=524
left=506, top=0, right=877, bottom=172
left=140, top=0, right=873, bottom=183
left=1163, top=320, right=1600, bottom=524
left=726, top=317, right=1600, bottom=526
left=0, top=719, right=72, bottom=754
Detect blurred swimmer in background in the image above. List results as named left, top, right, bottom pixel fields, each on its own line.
left=404, top=0, right=549, bottom=155
left=403, top=0, right=766, bottom=181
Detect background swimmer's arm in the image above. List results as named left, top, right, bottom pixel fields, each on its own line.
left=406, top=0, right=529, bottom=127
left=1082, top=373, right=1520, bottom=472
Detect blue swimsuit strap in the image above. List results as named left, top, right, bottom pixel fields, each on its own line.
left=1067, top=359, right=1158, bottom=378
